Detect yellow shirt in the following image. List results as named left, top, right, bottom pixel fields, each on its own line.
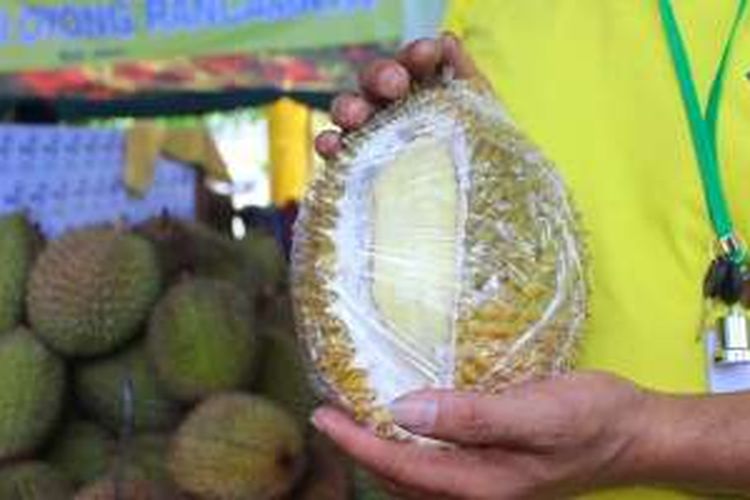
left=445, top=1, right=750, bottom=498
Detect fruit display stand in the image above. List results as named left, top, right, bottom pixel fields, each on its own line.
left=0, top=119, right=356, bottom=499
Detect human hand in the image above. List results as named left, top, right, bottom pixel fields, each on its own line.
left=312, top=372, right=652, bottom=500
left=315, top=33, right=487, bottom=160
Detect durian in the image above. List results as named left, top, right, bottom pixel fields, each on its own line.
left=292, top=80, right=587, bottom=436
left=256, top=328, right=317, bottom=426
left=75, top=344, right=181, bottom=432
left=168, top=393, right=305, bottom=500
left=0, top=328, right=65, bottom=460
left=28, top=227, right=161, bottom=357
left=239, top=228, right=287, bottom=296
left=135, top=215, right=254, bottom=293
left=148, top=278, right=257, bottom=402
left=46, top=420, right=114, bottom=485
left=0, top=461, right=73, bottom=500
left=74, top=477, right=183, bottom=500
left=297, top=433, right=351, bottom=500
left=122, top=434, right=171, bottom=483
left=0, top=213, right=38, bottom=335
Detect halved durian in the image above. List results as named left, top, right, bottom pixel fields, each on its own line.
left=292, top=80, right=587, bottom=437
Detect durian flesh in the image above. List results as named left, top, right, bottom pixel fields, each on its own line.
left=292, top=80, right=587, bottom=437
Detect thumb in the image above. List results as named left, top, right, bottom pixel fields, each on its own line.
left=389, top=388, right=547, bottom=447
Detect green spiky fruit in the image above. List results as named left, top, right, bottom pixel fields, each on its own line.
left=148, top=279, right=257, bottom=402
left=74, top=477, right=183, bottom=500
left=297, top=433, right=351, bottom=500
left=0, top=213, right=39, bottom=335
left=122, top=434, right=170, bottom=483
left=239, top=229, right=287, bottom=295
left=135, top=215, right=254, bottom=290
left=75, top=344, right=181, bottom=432
left=169, top=393, right=305, bottom=499
left=257, top=329, right=317, bottom=426
left=28, top=227, right=161, bottom=357
left=0, top=329, right=65, bottom=460
left=0, top=462, right=73, bottom=500
left=46, top=421, right=114, bottom=485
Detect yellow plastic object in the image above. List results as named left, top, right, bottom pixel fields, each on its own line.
left=124, top=122, right=230, bottom=197
left=292, top=80, right=587, bottom=437
left=267, top=98, right=311, bottom=207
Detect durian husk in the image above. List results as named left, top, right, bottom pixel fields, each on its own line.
left=292, top=79, right=587, bottom=437
left=0, top=461, right=74, bottom=500
left=167, top=393, right=306, bottom=500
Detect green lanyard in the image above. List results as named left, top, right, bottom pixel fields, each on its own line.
left=659, top=0, right=749, bottom=264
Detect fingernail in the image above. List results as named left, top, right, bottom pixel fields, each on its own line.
left=441, top=31, right=459, bottom=48
left=378, top=67, right=407, bottom=96
left=389, top=397, right=437, bottom=433
left=310, top=409, right=327, bottom=432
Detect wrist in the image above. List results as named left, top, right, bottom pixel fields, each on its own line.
left=606, top=389, right=750, bottom=493
left=598, top=387, right=690, bottom=488
left=610, top=389, right=677, bottom=485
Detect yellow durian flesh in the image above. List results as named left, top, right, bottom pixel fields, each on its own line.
left=292, top=80, right=587, bottom=437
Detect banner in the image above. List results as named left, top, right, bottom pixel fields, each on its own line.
left=0, top=0, right=402, bottom=71
left=0, top=125, right=196, bottom=237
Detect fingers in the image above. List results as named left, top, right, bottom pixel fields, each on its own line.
left=315, top=31, right=483, bottom=160
left=396, top=38, right=444, bottom=81
left=314, top=130, right=343, bottom=160
left=359, top=59, right=412, bottom=102
left=389, top=387, right=552, bottom=447
left=330, top=93, right=375, bottom=130
left=311, top=407, right=474, bottom=497
left=439, top=32, right=480, bottom=79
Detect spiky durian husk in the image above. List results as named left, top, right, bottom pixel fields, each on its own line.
left=256, top=328, right=318, bottom=427
left=135, top=215, right=257, bottom=295
left=0, top=213, right=39, bottom=335
left=148, top=278, right=258, bottom=402
left=168, top=393, right=305, bottom=500
left=292, top=80, right=588, bottom=436
left=0, top=329, right=65, bottom=460
left=28, top=227, right=161, bottom=357
left=74, top=477, right=184, bottom=500
left=0, top=462, right=73, bottom=500
left=46, top=420, right=114, bottom=486
left=75, top=344, right=181, bottom=433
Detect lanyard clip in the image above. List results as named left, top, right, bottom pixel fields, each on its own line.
left=719, top=234, right=747, bottom=264
left=715, top=306, right=750, bottom=365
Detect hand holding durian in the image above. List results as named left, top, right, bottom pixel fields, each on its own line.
left=305, top=34, right=750, bottom=498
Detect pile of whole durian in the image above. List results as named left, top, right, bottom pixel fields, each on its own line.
left=0, top=212, right=352, bottom=500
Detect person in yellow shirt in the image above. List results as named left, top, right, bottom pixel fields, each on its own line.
left=311, top=1, right=750, bottom=498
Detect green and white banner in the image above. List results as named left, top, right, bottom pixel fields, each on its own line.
left=0, top=0, right=402, bottom=71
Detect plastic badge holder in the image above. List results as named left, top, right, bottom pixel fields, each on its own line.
left=292, top=80, right=588, bottom=438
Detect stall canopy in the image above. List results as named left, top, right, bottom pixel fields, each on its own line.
left=0, top=0, right=412, bottom=118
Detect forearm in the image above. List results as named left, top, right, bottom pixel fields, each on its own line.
left=618, top=390, right=750, bottom=494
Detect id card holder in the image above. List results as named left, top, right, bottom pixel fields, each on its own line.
left=705, top=307, right=750, bottom=393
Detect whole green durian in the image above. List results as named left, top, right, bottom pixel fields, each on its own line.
left=46, top=420, right=114, bottom=486
left=148, top=278, right=257, bottom=402
left=0, top=213, right=39, bottom=335
left=0, top=328, right=65, bottom=460
left=168, top=393, right=305, bottom=500
left=0, top=462, right=73, bottom=500
left=257, top=328, right=317, bottom=427
left=239, top=228, right=287, bottom=295
left=135, top=215, right=253, bottom=290
left=75, top=344, right=181, bottom=433
left=28, top=227, right=161, bottom=357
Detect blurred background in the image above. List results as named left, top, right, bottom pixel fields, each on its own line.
left=0, top=1, right=449, bottom=499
